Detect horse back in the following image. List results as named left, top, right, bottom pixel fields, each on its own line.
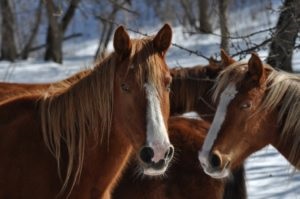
left=0, top=82, right=49, bottom=101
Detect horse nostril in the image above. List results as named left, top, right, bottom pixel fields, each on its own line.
left=210, top=153, right=222, bottom=169
left=139, top=146, right=154, bottom=164
left=164, top=145, right=174, bottom=160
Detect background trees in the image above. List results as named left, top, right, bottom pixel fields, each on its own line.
left=44, top=0, right=80, bottom=63
left=267, top=0, right=300, bottom=72
left=0, top=0, right=299, bottom=72
left=0, top=0, right=17, bottom=61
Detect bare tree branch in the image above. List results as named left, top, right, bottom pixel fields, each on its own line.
left=108, top=0, right=139, bottom=16
left=26, top=33, right=83, bottom=53
left=231, top=38, right=272, bottom=58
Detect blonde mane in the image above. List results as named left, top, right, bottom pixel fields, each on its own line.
left=213, top=61, right=300, bottom=167
left=39, top=37, right=166, bottom=195
left=263, top=69, right=300, bottom=167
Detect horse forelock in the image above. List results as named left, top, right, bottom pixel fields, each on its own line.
left=212, top=62, right=248, bottom=103
left=130, top=37, right=167, bottom=94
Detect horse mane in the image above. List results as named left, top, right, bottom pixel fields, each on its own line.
left=170, top=65, right=215, bottom=115
left=262, top=69, right=300, bottom=166
left=50, top=69, right=91, bottom=89
left=40, top=55, right=116, bottom=194
left=39, top=37, right=165, bottom=195
left=213, top=61, right=300, bottom=167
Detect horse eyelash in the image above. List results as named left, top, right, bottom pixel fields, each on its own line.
left=121, top=83, right=130, bottom=92
left=240, top=102, right=251, bottom=109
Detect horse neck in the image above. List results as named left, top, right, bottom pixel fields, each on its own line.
left=71, top=123, right=133, bottom=198
left=271, top=116, right=300, bottom=169
left=168, top=118, right=208, bottom=166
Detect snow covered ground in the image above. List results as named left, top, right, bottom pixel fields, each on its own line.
left=1, top=2, right=300, bottom=197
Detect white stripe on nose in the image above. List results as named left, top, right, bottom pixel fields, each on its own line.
left=144, top=83, right=170, bottom=163
left=201, top=83, right=238, bottom=156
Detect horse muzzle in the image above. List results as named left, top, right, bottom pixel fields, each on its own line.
left=138, top=145, right=174, bottom=176
left=198, top=150, right=231, bottom=179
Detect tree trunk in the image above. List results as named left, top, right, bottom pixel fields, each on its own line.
left=180, top=0, right=197, bottom=30
left=94, top=0, right=126, bottom=60
left=20, top=0, right=43, bottom=59
left=267, top=0, right=300, bottom=72
left=61, top=0, right=80, bottom=33
left=44, top=0, right=80, bottom=63
left=198, top=0, right=212, bottom=33
left=44, top=0, right=63, bottom=63
left=0, top=0, right=17, bottom=61
left=218, top=0, right=230, bottom=53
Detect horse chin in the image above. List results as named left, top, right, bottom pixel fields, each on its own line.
left=143, top=167, right=167, bottom=176
left=203, top=167, right=230, bottom=179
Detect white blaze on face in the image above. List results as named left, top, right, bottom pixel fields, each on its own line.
left=199, top=83, right=238, bottom=165
left=144, top=83, right=170, bottom=163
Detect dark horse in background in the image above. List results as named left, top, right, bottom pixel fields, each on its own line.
left=0, top=47, right=246, bottom=198
left=0, top=24, right=174, bottom=199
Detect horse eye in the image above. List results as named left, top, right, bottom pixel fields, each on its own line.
left=240, top=101, right=251, bottom=109
left=121, top=83, right=130, bottom=92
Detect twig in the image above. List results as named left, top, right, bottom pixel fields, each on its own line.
left=172, top=43, right=210, bottom=60
left=231, top=38, right=272, bottom=57
left=184, top=26, right=275, bottom=40
left=108, top=0, right=139, bottom=16
left=26, top=33, right=83, bottom=53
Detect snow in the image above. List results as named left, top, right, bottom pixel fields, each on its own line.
left=1, top=1, right=300, bottom=198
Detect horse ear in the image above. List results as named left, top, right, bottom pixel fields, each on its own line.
left=209, top=57, right=218, bottom=67
left=153, top=24, right=172, bottom=54
left=220, top=49, right=235, bottom=67
left=248, top=52, right=265, bottom=84
left=113, top=26, right=132, bottom=57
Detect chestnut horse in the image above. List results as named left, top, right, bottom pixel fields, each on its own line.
left=114, top=51, right=246, bottom=199
left=0, top=24, right=174, bottom=198
left=199, top=53, right=300, bottom=179
left=113, top=117, right=227, bottom=199
left=0, top=50, right=246, bottom=199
